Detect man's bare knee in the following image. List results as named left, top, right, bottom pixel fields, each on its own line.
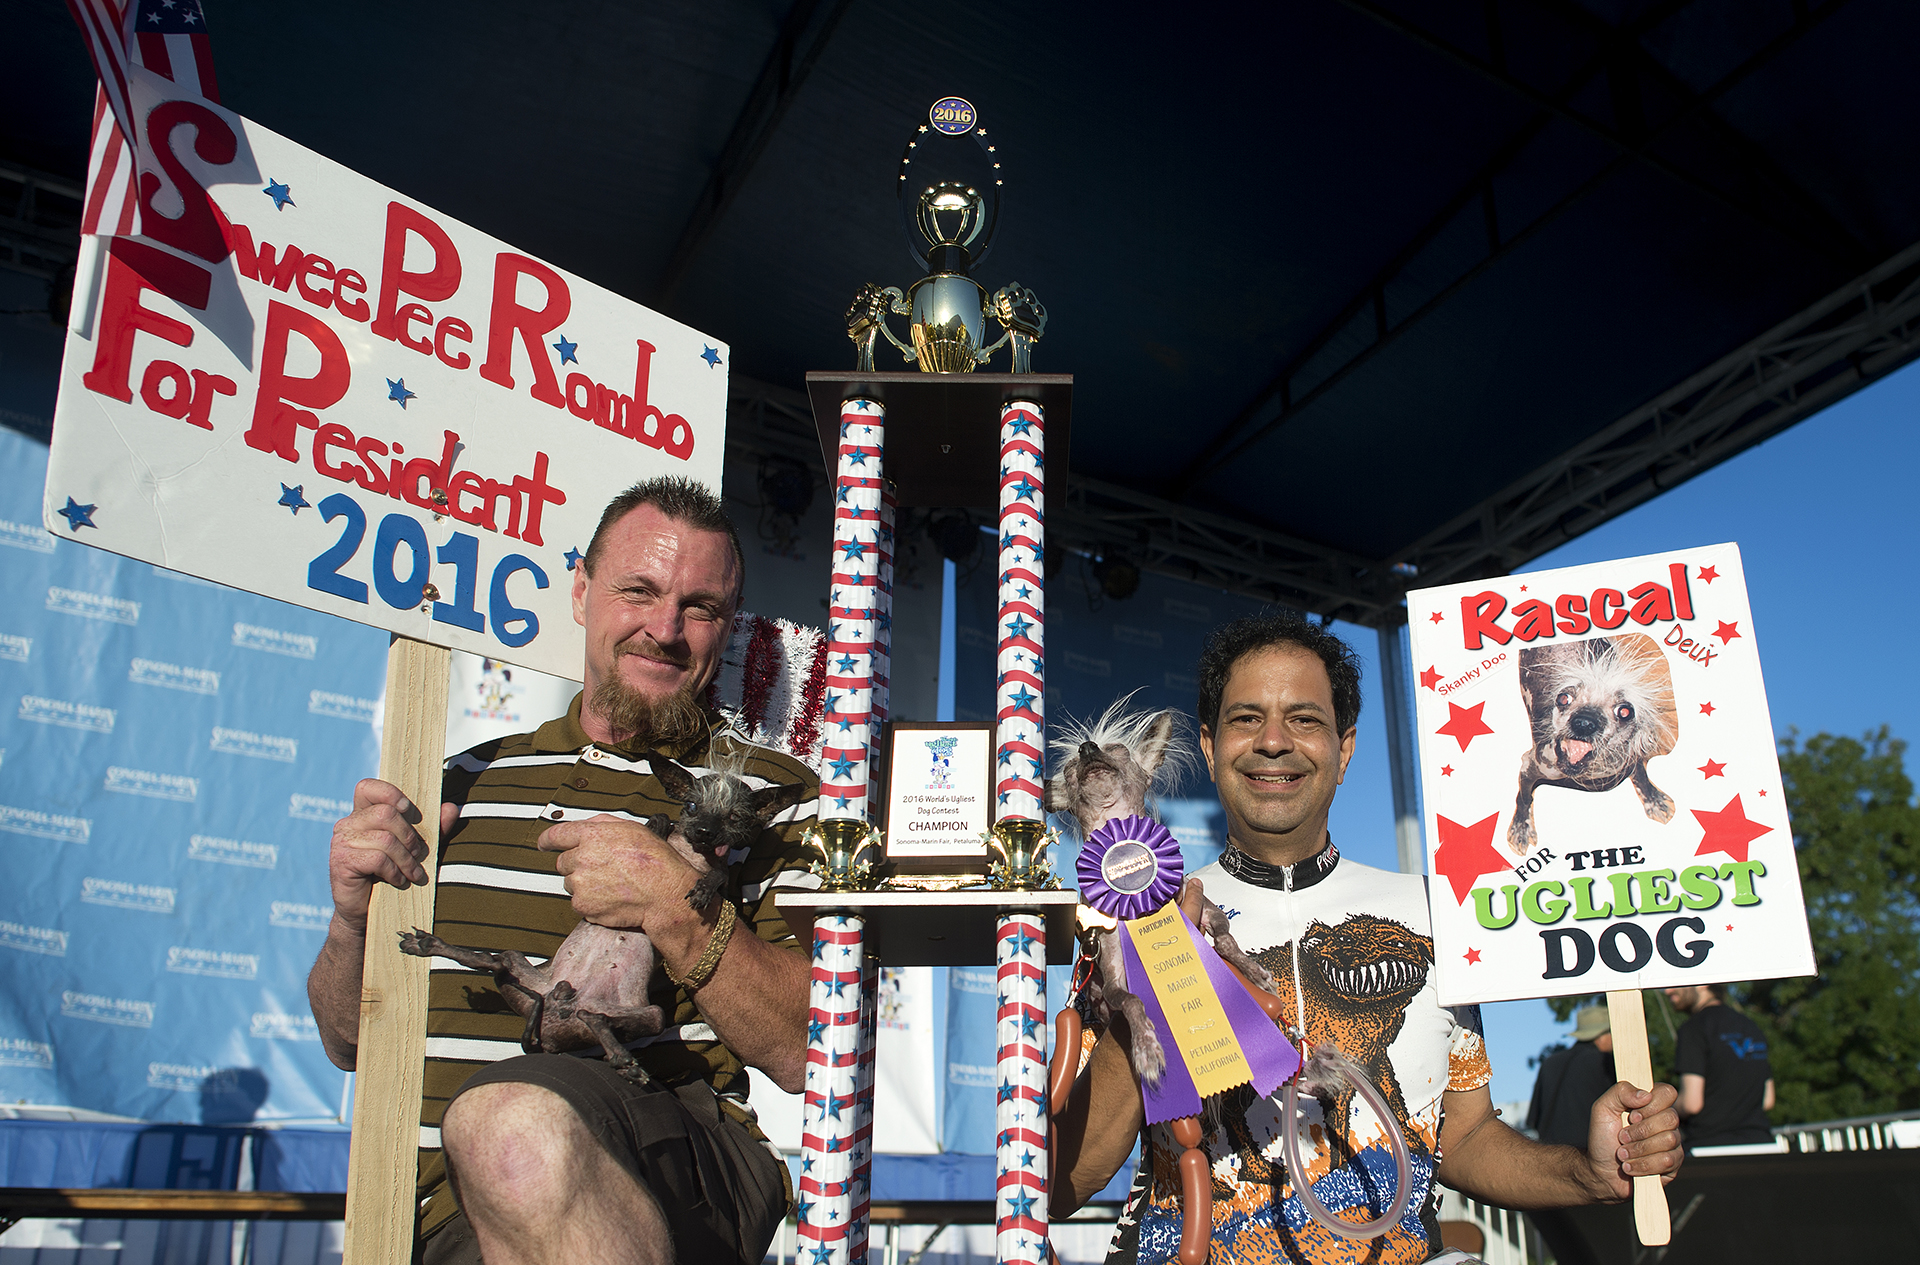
left=442, top=1081, right=596, bottom=1206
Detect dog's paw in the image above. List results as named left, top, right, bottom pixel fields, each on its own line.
left=397, top=929, right=437, bottom=956
left=1507, top=815, right=1536, bottom=854
left=1133, top=1027, right=1167, bottom=1088
left=1642, top=783, right=1677, bottom=823
left=683, top=871, right=726, bottom=909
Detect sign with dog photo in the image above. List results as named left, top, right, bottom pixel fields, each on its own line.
left=1406, top=543, right=1815, bottom=1006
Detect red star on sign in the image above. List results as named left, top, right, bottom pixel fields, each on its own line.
left=1699, top=701, right=1716, bottom=716
left=1464, top=948, right=1482, bottom=964
left=1518, top=586, right=1528, bottom=592
left=1429, top=610, right=1445, bottom=624
left=1713, top=620, right=1741, bottom=644
left=1698, top=758, right=1726, bottom=779
left=1434, top=812, right=1508, bottom=903
left=1441, top=765, right=1454, bottom=777
left=1419, top=665, right=1442, bottom=691
left=1436, top=702, right=1495, bottom=751
left=1699, top=565, right=1719, bottom=583
left=1693, top=794, right=1772, bottom=863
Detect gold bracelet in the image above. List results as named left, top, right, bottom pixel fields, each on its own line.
left=668, top=898, right=737, bottom=992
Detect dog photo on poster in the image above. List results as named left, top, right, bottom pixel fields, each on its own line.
left=1407, top=543, right=1816, bottom=1006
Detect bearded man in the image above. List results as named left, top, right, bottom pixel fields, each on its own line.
left=306, top=477, right=819, bottom=1265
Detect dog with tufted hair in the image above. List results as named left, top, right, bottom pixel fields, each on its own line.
left=1510, top=632, right=1678, bottom=854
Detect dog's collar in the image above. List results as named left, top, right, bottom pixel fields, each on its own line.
left=1218, top=837, right=1340, bottom=891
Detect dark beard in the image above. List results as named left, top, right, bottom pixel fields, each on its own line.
left=590, top=674, right=707, bottom=748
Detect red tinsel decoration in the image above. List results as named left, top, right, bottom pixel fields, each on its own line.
left=788, top=634, right=829, bottom=759
left=740, top=614, right=778, bottom=736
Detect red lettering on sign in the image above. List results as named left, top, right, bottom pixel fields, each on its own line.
left=82, top=238, right=210, bottom=403
left=295, top=255, right=336, bottom=306
left=138, top=100, right=236, bottom=264
left=434, top=317, right=472, bottom=369
left=333, top=268, right=370, bottom=322
left=479, top=253, right=568, bottom=408
left=613, top=340, right=694, bottom=460
left=1460, top=591, right=1511, bottom=651
left=1554, top=592, right=1590, bottom=636
left=245, top=300, right=350, bottom=462
left=370, top=202, right=462, bottom=344
left=1591, top=587, right=1627, bottom=630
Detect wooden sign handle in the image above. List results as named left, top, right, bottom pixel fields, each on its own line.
left=1605, top=989, right=1671, bottom=1246
left=343, top=637, right=452, bottom=1265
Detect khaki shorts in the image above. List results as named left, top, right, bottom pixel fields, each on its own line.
left=419, top=1055, right=786, bottom=1265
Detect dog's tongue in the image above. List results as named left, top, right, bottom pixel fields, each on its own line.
left=1561, top=738, right=1592, bottom=766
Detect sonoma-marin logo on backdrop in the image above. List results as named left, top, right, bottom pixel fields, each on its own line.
left=0, top=425, right=383, bottom=1122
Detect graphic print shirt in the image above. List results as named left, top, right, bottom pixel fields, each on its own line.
left=1114, top=842, right=1491, bottom=1265
left=1673, top=1005, right=1773, bottom=1147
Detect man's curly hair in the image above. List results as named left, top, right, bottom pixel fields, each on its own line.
left=1196, top=612, right=1363, bottom=735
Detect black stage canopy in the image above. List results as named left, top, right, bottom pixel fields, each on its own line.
left=5, top=0, right=1916, bottom=624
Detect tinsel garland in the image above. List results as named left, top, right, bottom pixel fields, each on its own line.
left=788, top=632, right=828, bottom=759
left=740, top=614, right=780, bottom=736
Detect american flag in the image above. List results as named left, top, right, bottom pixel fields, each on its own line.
left=65, top=0, right=220, bottom=238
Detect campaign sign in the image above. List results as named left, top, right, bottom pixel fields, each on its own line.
left=1408, top=544, right=1815, bottom=1006
left=44, top=67, right=726, bottom=678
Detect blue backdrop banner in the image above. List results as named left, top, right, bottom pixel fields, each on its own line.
left=0, top=427, right=387, bottom=1123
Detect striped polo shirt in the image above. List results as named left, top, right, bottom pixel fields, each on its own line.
left=414, top=693, right=821, bottom=1236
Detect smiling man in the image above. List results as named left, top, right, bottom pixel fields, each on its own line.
left=1053, top=612, right=1684, bottom=1264
left=305, top=477, right=818, bottom=1265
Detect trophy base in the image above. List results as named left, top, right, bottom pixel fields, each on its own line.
left=805, top=371, right=1073, bottom=508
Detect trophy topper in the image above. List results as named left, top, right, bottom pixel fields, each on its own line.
left=846, top=99, right=1048, bottom=374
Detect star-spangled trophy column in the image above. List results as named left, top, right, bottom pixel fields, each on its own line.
left=989, top=399, right=1051, bottom=1263
left=798, top=919, right=869, bottom=1265
left=995, top=911, right=1050, bottom=1264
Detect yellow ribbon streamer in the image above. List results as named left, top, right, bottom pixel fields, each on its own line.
left=1122, top=905, right=1252, bottom=1098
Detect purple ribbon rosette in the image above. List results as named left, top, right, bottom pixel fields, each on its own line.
left=1077, top=814, right=1299, bottom=1122
left=1077, top=813, right=1185, bottom=920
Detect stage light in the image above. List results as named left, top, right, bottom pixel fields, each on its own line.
left=1093, top=554, right=1140, bottom=601
left=758, top=457, right=814, bottom=518
left=928, top=512, right=979, bottom=564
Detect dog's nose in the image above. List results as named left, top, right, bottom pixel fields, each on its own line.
left=1568, top=708, right=1603, bottom=738
left=1079, top=741, right=1104, bottom=763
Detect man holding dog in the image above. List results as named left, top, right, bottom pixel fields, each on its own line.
left=1054, top=612, right=1685, bottom=1263
left=306, top=477, right=819, bottom=1265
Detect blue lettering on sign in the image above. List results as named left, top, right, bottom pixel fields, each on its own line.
left=303, top=490, right=549, bottom=649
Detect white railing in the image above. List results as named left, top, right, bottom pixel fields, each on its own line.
left=1434, top=1188, right=1539, bottom=1265
left=1775, top=1108, right=1920, bottom=1154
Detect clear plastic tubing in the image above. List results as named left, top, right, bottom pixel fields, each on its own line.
left=1279, top=1063, right=1413, bottom=1241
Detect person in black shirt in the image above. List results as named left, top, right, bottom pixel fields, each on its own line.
left=1665, top=983, right=1776, bottom=1148
left=1528, top=1005, right=1617, bottom=1147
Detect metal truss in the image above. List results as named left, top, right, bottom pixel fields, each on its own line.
left=0, top=160, right=82, bottom=285
left=723, top=373, right=1405, bottom=623
left=1397, top=238, right=1920, bottom=588
left=1171, top=0, right=1857, bottom=492
left=732, top=233, right=1920, bottom=626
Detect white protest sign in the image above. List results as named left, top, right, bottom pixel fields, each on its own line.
left=45, top=67, right=726, bottom=678
left=1408, top=543, right=1815, bottom=1006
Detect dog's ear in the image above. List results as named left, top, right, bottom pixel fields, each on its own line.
left=646, top=753, right=697, bottom=801
left=1516, top=647, right=1558, bottom=714
left=1138, top=712, right=1177, bottom=777
left=746, top=779, right=809, bottom=822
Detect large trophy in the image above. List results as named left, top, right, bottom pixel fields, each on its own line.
left=786, top=98, right=1078, bottom=1265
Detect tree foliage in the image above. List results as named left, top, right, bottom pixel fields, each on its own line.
left=1540, top=729, right=1920, bottom=1125
left=1750, top=728, right=1920, bottom=1122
